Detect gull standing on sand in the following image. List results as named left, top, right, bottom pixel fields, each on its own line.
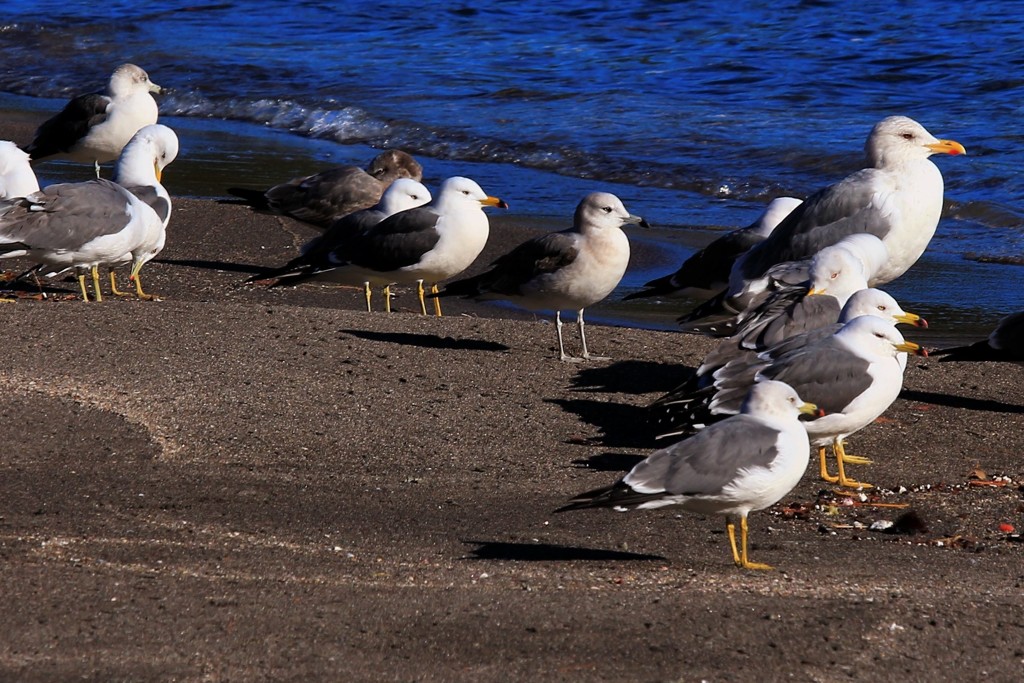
left=23, top=64, right=162, bottom=176
left=259, top=176, right=506, bottom=316
left=249, top=178, right=432, bottom=311
left=434, top=192, right=646, bottom=361
left=934, top=311, right=1024, bottom=364
left=557, top=380, right=818, bottom=570
left=657, top=316, right=926, bottom=489
left=626, top=196, right=801, bottom=300
left=0, top=124, right=178, bottom=302
left=227, top=149, right=423, bottom=228
left=653, top=289, right=927, bottom=484
left=684, top=116, right=965, bottom=322
left=0, top=142, right=40, bottom=199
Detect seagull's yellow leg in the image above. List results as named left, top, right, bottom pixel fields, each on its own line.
left=431, top=283, right=442, bottom=317
left=109, top=269, right=131, bottom=296
left=818, top=446, right=839, bottom=483
left=834, top=440, right=873, bottom=490
left=417, top=280, right=427, bottom=315
left=363, top=282, right=372, bottom=312
left=727, top=520, right=742, bottom=567
left=739, top=516, right=774, bottom=570
left=836, top=439, right=873, bottom=465
left=384, top=286, right=392, bottom=313
left=89, top=266, right=103, bottom=302
left=77, top=272, right=91, bottom=301
left=128, top=262, right=157, bottom=301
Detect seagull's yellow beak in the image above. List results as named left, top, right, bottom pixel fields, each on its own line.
left=799, top=401, right=822, bottom=417
left=806, top=287, right=824, bottom=296
left=149, top=82, right=163, bottom=95
left=925, top=139, right=966, bottom=156
left=154, top=161, right=162, bottom=183
left=895, top=340, right=928, bottom=357
left=894, top=311, right=928, bottom=328
left=480, top=196, right=509, bottom=209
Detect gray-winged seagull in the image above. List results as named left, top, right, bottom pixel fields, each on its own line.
left=557, top=380, right=818, bottom=570
left=23, top=64, right=162, bottom=176
left=250, top=178, right=432, bottom=311
left=435, top=192, right=646, bottom=361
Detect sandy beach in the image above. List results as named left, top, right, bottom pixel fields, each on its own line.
left=1, top=120, right=1024, bottom=681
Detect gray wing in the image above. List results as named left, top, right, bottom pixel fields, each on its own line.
left=265, top=166, right=384, bottom=227
left=124, top=185, right=170, bottom=224
left=758, top=339, right=873, bottom=414
left=478, top=230, right=580, bottom=296
left=625, top=415, right=783, bottom=497
left=0, top=179, right=134, bottom=251
left=738, top=293, right=842, bottom=350
left=345, top=205, right=443, bottom=271
left=24, top=92, right=111, bottom=160
left=738, top=169, right=893, bottom=280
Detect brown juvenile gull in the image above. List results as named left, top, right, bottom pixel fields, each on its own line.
left=625, top=196, right=801, bottom=300
left=226, top=149, right=423, bottom=228
left=23, top=64, right=162, bottom=176
left=933, top=311, right=1024, bottom=364
left=248, top=178, right=432, bottom=311
left=0, top=126, right=176, bottom=302
left=557, top=380, right=818, bottom=571
left=261, top=176, right=506, bottom=315
left=683, top=116, right=965, bottom=323
left=434, top=192, right=646, bottom=361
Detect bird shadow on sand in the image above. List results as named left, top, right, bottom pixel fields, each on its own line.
left=155, top=257, right=268, bottom=276
left=570, top=359, right=694, bottom=396
left=341, top=328, right=510, bottom=352
left=545, top=397, right=659, bottom=449
left=901, top=388, right=1024, bottom=414
left=461, top=540, right=665, bottom=562
left=568, top=452, right=646, bottom=472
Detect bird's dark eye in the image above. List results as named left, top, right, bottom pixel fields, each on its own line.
left=602, top=206, right=613, bottom=213
left=877, top=305, right=886, bottom=311
left=901, top=132, right=914, bottom=140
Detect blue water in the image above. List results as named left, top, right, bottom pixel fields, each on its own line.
left=1, top=0, right=1022, bottom=331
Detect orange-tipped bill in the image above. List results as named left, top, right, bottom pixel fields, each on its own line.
left=894, top=311, right=928, bottom=328
left=480, top=196, right=509, bottom=209
left=895, top=340, right=928, bottom=357
left=926, top=139, right=966, bottom=156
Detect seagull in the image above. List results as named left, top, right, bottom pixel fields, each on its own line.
left=0, top=125, right=177, bottom=302
left=0, top=142, right=40, bottom=199
left=684, top=116, right=965, bottom=323
left=557, top=380, right=818, bottom=570
left=660, top=316, right=927, bottom=489
left=653, top=290, right=928, bottom=485
left=249, top=178, right=432, bottom=311
left=625, top=196, right=801, bottom=301
left=226, top=149, right=423, bottom=228
left=933, top=311, right=1024, bottom=364
left=434, top=192, right=647, bottom=361
left=23, top=64, right=162, bottom=176
left=260, top=176, right=506, bottom=316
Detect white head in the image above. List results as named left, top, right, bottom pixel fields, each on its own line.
left=575, top=192, right=646, bottom=233
left=114, top=124, right=179, bottom=187
left=807, top=245, right=870, bottom=304
left=833, top=233, right=888, bottom=283
left=377, top=178, right=431, bottom=217
left=751, top=196, right=802, bottom=238
left=434, top=176, right=506, bottom=212
left=0, top=141, right=40, bottom=198
left=741, top=379, right=817, bottom=421
left=108, top=63, right=162, bottom=97
left=839, top=288, right=926, bottom=327
left=865, top=116, right=965, bottom=168
left=834, top=315, right=924, bottom=359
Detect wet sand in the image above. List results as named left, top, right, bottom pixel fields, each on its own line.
left=1, top=121, right=1024, bottom=681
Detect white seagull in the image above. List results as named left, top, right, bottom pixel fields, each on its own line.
left=260, top=176, right=506, bottom=316
left=251, top=178, right=433, bottom=311
left=435, top=192, right=647, bottom=361
left=23, top=64, right=162, bottom=176
left=0, top=142, right=40, bottom=199
left=0, top=124, right=178, bottom=302
left=557, top=380, right=818, bottom=571
left=227, top=149, right=423, bottom=228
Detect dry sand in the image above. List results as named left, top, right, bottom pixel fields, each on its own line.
left=0, top=154, right=1023, bottom=681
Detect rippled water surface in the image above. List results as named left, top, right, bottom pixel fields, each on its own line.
left=1, top=0, right=1022, bottom=331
